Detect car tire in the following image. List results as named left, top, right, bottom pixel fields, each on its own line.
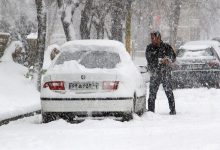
left=215, top=82, right=220, bottom=89
left=133, top=93, right=137, bottom=113
left=42, top=113, right=56, bottom=123
left=122, top=112, right=133, bottom=122
left=136, top=99, right=146, bottom=116
left=137, top=107, right=145, bottom=116
left=206, top=80, right=219, bottom=89
left=133, top=93, right=146, bottom=116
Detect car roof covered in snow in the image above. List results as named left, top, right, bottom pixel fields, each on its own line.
left=61, top=40, right=125, bottom=53
left=60, top=39, right=131, bottom=62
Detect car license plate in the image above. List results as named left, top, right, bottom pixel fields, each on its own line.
left=186, top=64, right=203, bottom=70
left=69, top=82, right=99, bottom=90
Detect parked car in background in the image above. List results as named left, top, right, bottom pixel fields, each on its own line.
left=172, top=43, right=220, bottom=88
left=41, top=40, right=146, bottom=123
left=181, top=40, right=220, bottom=57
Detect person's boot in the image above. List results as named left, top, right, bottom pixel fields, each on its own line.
left=147, top=109, right=155, bottom=113
left=148, top=98, right=155, bottom=113
left=169, top=110, right=176, bottom=115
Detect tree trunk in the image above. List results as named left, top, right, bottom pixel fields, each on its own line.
left=93, top=15, right=105, bottom=39
left=125, top=0, right=132, bottom=54
left=111, top=0, right=124, bottom=42
left=61, top=13, right=71, bottom=41
left=80, top=0, right=93, bottom=39
left=35, top=0, right=47, bottom=91
left=99, top=21, right=105, bottom=39
left=169, top=0, right=181, bottom=52
left=45, top=0, right=58, bottom=47
left=57, top=0, right=71, bottom=41
left=57, top=0, right=79, bottom=41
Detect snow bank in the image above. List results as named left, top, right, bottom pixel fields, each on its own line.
left=1, top=41, right=23, bottom=62
left=0, top=62, right=40, bottom=121
left=0, top=40, right=40, bottom=120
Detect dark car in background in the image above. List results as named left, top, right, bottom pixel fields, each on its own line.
left=172, top=43, right=220, bottom=88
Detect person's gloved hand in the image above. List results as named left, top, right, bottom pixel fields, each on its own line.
left=160, top=57, right=171, bottom=65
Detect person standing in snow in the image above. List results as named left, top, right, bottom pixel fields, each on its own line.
left=145, top=31, right=176, bottom=115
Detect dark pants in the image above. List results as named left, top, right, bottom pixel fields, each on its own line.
left=148, top=68, right=176, bottom=112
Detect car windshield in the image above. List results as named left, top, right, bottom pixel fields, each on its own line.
left=177, top=48, right=214, bottom=58
left=55, top=50, right=121, bottom=69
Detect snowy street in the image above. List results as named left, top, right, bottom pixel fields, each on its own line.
left=1, top=87, right=220, bottom=150
left=0, top=55, right=220, bottom=150
left=1, top=0, right=220, bottom=149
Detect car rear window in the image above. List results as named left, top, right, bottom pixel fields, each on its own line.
left=55, top=50, right=121, bottom=69
left=79, top=51, right=120, bottom=69
left=55, top=51, right=87, bottom=65
left=177, top=48, right=215, bottom=58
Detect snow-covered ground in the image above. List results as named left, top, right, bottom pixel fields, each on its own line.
left=0, top=87, right=220, bottom=150
left=0, top=48, right=220, bottom=150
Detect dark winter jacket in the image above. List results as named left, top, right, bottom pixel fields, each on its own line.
left=145, top=41, right=176, bottom=73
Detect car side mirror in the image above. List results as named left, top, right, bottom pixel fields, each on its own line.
left=138, top=66, right=148, bottom=74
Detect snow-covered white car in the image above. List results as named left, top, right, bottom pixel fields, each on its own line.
left=172, top=42, right=220, bottom=88
left=41, top=40, right=146, bottom=123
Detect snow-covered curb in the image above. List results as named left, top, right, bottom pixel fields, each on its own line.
left=0, top=110, right=41, bottom=126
